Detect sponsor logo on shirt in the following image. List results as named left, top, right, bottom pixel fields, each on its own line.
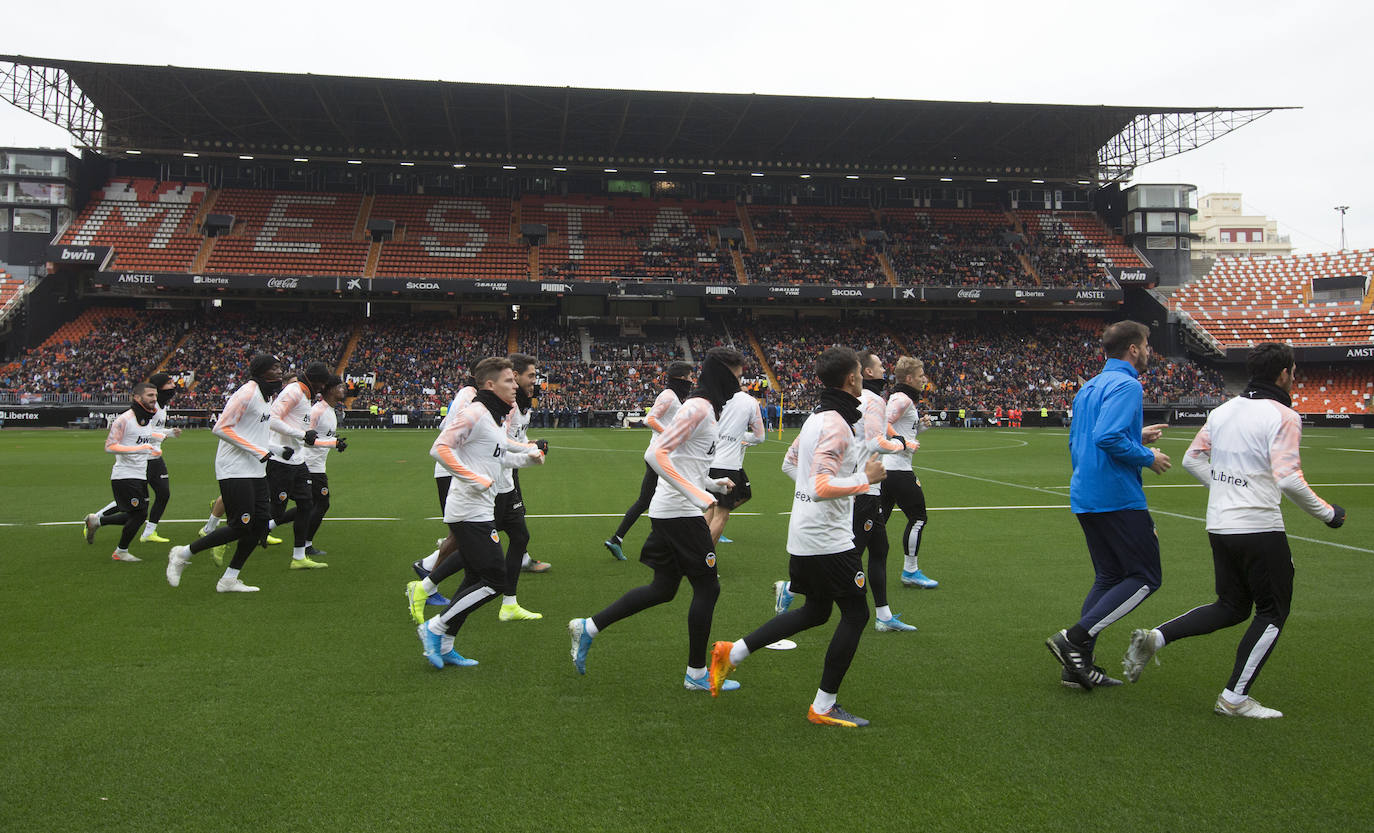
left=1211, top=470, right=1249, bottom=487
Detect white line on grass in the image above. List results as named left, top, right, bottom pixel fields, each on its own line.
left=1334, top=448, right=1374, bottom=453
left=34, top=517, right=400, bottom=526
left=1149, top=509, right=1374, bottom=555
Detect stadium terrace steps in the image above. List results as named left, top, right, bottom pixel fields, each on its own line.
left=152, top=329, right=192, bottom=375
left=336, top=323, right=365, bottom=377
left=745, top=329, right=781, bottom=392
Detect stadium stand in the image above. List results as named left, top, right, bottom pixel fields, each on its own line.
left=371, top=196, right=529, bottom=280
left=204, top=190, right=370, bottom=276
left=0, top=307, right=184, bottom=402
left=1017, top=210, right=1149, bottom=268
left=346, top=314, right=507, bottom=413
left=1290, top=365, right=1374, bottom=414
left=1173, top=249, right=1374, bottom=347
left=57, top=179, right=206, bottom=272
left=528, top=195, right=736, bottom=283
left=166, top=312, right=353, bottom=409
left=742, top=206, right=884, bottom=285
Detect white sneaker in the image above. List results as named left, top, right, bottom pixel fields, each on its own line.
left=166, top=545, right=192, bottom=587
left=1122, top=628, right=1162, bottom=683
left=216, top=577, right=260, bottom=593
left=1214, top=694, right=1282, bottom=719
left=111, top=551, right=141, bottom=562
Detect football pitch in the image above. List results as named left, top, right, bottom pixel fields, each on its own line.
left=2, top=425, right=1370, bottom=833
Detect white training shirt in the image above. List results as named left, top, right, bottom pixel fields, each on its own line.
left=213, top=380, right=275, bottom=480
left=432, top=399, right=544, bottom=523
left=147, top=404, right=173, bottom=454
left=433, top=386, right=478, bottom=478
left=711, top=390, right=765, bottom=471
left=646, top=397, right=722, bottom=519
left=882, top=388, right=929, bottom=472
left=645, top=388, right=683, bottom=438
left=858, top=387, right=907, bottom=495
left=1182, top=394, right=1335, bottom=533
left=105, top=409, right=158, bottom=480
left=304, top=401, right=339, bottom=475
left=782, top=409, right=870, bottom=555
left=269, top=381, right=313, bottom=466
left=496, top=403, right=535, bottom=494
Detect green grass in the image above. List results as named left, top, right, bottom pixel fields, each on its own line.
left=2, top=426, right=1371, bottom=832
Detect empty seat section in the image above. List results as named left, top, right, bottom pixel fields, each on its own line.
left=59, top=178, right=206, bottom=272
left=205, top=190, right=368, bottom=276
left=372, top=196, right=527, bottom=279
left=1174, top=249, right=1374, bottom=347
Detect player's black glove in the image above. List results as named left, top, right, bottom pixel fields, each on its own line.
left=280, top=446, right=293, bottom=460
left=534, top=438, right=549, bottom=455
left=890, top=433, right=907, bottom=448
left=336, top=437, right=348, bottom=453
left=1326, top=504, right=1346, bottom=528
left=303, top=430, right=318, bottom=446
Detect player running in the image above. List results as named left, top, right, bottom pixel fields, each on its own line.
left=411, top=357, right=545, bottom=669
left=570, top=348, right=744, bottom=693
left=165, top=353, right=294, bottom=592
left=84, top=382, right=162, bottom=562
left=137, top=372, right=182, bottom=544
left=302, top=375, right=348, bottom=557
left=710, top=347, right=887, bottom=726
left=602, top=361, right=694, bottom=560
left=704, top=388, right=765, bottom=544
left=880, top=356, right=937, bottom=588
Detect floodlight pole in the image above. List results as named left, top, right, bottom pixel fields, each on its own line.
left=1335, top=206, right=1349, bottom=251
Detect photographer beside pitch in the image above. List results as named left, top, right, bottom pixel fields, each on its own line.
left=1121, top=342, right=1346, bottom=719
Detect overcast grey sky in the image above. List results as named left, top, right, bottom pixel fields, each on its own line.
left=3, top=0, right=1366, bottom=253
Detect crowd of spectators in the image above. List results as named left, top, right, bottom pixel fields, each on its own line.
left=169, top=313, right=353, bottom=409
left=1021, top=218, right=1111, bottom=287
left=5, top=306, right=1226, bottom=415
left=745, top=209, right=884, bottom=285
left=347, top=314, right=505, bottom=414
left=0, top=310, right=186, bottom=402
left=750, top=316, right=1225, bottom=412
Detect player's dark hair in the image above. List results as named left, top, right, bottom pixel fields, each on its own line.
left=817, top=346, right=860, bottom=389
left=667, top=360, right=694, bottom=379
left=132, top=381, right=156, bottom=397
left=1246, top=342, right=1295, bottom=383
left=473, top=356, right=514, bottom=386
left=858, top=351, right=881, bottom=374
left=507, top=353, right=537, bottom=374
left=705, top=346, right=745, bottom=369
left=303, top=361, right=332, bottom=388
left=1102, top=320, right=1149, bottom=358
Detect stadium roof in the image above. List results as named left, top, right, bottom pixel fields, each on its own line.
left=1, top=55, right=1284, bottom=182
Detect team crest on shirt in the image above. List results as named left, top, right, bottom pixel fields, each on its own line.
left=490, top=530, right=500, bottom=543
left=854, top=571, right=866, bottom=589
left=863, top=519, right=873, bottom=532
left=240, top=513, right=251, bottom=524
left=705, top=552, right=716, bottom=568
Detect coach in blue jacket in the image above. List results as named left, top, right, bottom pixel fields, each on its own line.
left=1047, top=320, right=1171, bottom=690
